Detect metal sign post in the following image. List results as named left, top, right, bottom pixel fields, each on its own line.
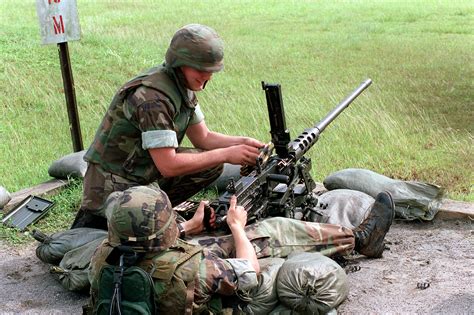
left=36, top=0, right=83, bottom=152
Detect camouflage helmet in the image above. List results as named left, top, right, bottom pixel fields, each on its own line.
left=105, top=186, right=178, bottom=253
left=165, top=24, right=224, bottom=72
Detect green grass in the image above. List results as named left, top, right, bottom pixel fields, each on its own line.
left=1, top=0, right=473, bottom=215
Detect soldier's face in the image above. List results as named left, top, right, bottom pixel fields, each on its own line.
left=181, top=66, right=213, bottom=91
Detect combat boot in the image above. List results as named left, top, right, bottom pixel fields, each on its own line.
left=353, top=191, right=395, bottom=258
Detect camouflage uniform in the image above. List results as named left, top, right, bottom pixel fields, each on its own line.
left=89, top=186, right=355, bottom=314
left=89, top=186, right=259, bottom=313
left=190, top=217, right=354, bottom=260
left=75, top=24, right=225, bottom=227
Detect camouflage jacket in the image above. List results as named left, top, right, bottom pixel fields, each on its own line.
left=84, top=64, right=204, bottom=184
left=89, top=238, right=258, bottom=314
left=89, top=217, right=355, bottom=313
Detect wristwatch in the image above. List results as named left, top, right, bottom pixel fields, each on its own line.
left=177, top=223, right=185, bottom=239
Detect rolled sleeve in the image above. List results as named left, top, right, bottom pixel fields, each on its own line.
left=226, top=258, right=258, bottom=291
left=189, top=104, right=205, bottom=125
left=142, top=130, right=178, bottom=149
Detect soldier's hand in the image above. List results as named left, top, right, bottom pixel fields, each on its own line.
left=226, top=195, right=247, bottom=230
left=225, top=144, right=260, bottom=166
left=242, top=137, right=265, bottom=149
left=185, top=201, right=215, bottom=235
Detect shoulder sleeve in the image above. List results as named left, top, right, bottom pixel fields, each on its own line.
left=194, top=254, right=257, bottom=304
left=125, top=87, right=179, bottom=149
left=189, top=104, right=205, bottom=125
left=225, top=259, right=258, bottom=291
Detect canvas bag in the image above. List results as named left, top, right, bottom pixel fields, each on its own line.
left=0, top=186, right=11, bottom=209
left=323, top=168, right=444, bottom=220
left=34, top=228, right=108, bottom=264
left=237, top=257, right=286, bottom=314
left=308, top=189, right=374, bottom=229
left=48, top=150, right=87, bottom=179
left=276, top=252, right=348, bottom=315
left=269, top=304, right=337, bottom=315
left=50, top=236, right=106, bottom=291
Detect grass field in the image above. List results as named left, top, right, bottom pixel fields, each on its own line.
left=1, top=0, right=472, bottom=209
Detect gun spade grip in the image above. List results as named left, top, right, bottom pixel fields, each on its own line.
left=204, top=205, right=212, bottom=231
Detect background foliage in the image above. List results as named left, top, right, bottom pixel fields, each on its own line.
left=1, top=0, right=472, bottom=206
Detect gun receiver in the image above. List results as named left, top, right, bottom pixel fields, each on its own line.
left=174, top=79, right=372, bottom=229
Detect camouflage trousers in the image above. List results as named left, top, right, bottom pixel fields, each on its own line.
left=72, top=148, right=222, bottom=229
left=190, top=217, right=355, bottom=259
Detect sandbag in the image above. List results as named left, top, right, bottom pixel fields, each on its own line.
left=309, top=189, right=374, bottom=229
left=277, top=252, right=348, bottom=315
left=269, top=304, right=295, bottom=314
left=0, top=186, right=11, bottom=209
left=50, top=236, right=106, bottom=291
left=323, top=168, right=444, bottom=220
left=48, top=150, right=87, bottom=179
left=270, top=304, right=337, bottom=315
left=237, top=257, right=286, bottom=314
left=34, top=228, right=108, bottom=264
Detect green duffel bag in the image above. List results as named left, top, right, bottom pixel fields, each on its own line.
left=323, top=168, right=444, bottom=220
left=237, top=257, right=286, bottom=314
left=277, top=252, right=348, bottom=315
left=33, top=228, right=108, bottom=264
left=269, top=303, right=337, bottom=315
left=50, top=236, right=106, bottom=291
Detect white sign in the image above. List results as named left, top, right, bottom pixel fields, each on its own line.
left=36, top=0, right=81, bottom=45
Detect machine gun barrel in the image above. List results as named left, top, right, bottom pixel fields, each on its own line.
left=289, top=79, right=372, bottom=160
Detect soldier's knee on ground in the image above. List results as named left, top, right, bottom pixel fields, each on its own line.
left=71, top=209, right=108, bottom=230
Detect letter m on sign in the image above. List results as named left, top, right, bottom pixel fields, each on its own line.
left=52, top=15, right=65, bottom=34
left=36, top=0, right=81, bottom=45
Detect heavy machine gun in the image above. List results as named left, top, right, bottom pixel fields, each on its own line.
left=175, top=79, right=372, bottom=229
